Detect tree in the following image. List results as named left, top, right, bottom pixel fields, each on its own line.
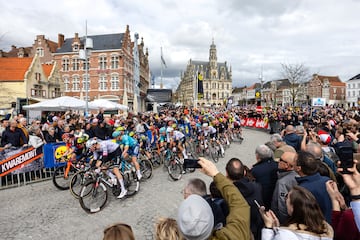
left=281, top=63, right=310, bottom=106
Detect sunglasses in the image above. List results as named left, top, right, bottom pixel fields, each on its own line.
left=279, top=158, right=293, bottom=167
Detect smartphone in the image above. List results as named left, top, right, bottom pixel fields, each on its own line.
left=337, top=145, right=354, bottom=174
left=254, top=200, right=261, bottom=209
left=183, top=159, right=201, bottom=169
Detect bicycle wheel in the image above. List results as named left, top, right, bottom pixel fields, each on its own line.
left=167, top=157, right=183, bottom=181
left=70, top=170, right=93, bottom=199
left=79, top=180, right=108, bottom=213
left=139, top=159, right=153, bottom=180
left=52, top=165, right=75, bottom=190
left=123, top=170, right=140, bottom=197
left=210, top=146, right=219, bottom=163
left=151, top=151, right=162, bottom=169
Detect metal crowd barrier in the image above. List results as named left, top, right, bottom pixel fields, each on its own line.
left=0, top=158, right=56, bottom=190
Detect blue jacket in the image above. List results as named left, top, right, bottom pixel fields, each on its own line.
left=284, top=133, right=302, bottom=152
left=296, top=173, right=332, bottom=224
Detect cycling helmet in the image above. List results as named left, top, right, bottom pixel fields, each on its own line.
left=86, top=138, right=98, bottom=149
left=202, top=123, right=208, bottom=128
left=159, top=127, right=166, bottom=134
left=166, top=127, right=174, bottom=133
left=116, top=126, right=126, bottom=132
left=129, top=131, right=135, bottom=137
left=112, top=131, right=121, bottom=138
left=62, top=133, right=73, bottom=140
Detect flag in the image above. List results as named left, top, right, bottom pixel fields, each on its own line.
left=161, top=55, right=167, bottom=68
left=197, top=72, right=204, bottom=99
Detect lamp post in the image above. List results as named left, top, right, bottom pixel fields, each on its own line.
left=79, top=25, right=93, bottom=116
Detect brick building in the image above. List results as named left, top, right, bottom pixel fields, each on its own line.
left=307, top=74, right=345, bottom=105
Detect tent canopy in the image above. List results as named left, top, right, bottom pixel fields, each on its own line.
left=88, top=99, right=128, bottom=111
left=23, top=96, right=90, bottom=111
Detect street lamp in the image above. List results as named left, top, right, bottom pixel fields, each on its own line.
left=79, top=36, right=93, bottom=116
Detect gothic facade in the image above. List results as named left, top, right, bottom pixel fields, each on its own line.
left=175, top=41, right=232, bottom=106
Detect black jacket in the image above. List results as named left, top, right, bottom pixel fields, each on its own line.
left=1, top=127, right=28, bottom=147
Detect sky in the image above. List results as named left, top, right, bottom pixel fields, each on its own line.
left=1, top=0, right=360, bottom=90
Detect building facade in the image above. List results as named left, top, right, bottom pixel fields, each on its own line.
left=175, top=40, right=232, bottom=106
left=307, top=74, right=345, bottom=105
left=346, top=74, right=360, bottom=107
left=0, top=55, right=62, bottom=113
left=53, top=25, right=149, bottom=112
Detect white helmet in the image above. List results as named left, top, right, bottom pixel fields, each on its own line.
left=202, top=123, right=208, bottom=128
left=86, top=138, right=98, bottom=149
left=166, top=127, right=174, bottom=133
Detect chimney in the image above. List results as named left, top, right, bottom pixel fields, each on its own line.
left=58, top=34, right=64, bottom=48
left=11, top=45, right=17, bottom=51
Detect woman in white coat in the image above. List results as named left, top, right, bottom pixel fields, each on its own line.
left=260, top=185, right=334, bottom=240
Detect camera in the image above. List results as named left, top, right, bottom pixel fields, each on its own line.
left=183, top=159, right=202, bottom=169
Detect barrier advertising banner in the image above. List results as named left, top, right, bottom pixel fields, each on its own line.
left=241, top=118, right=269, bottom=129
left=0, top=146, right=43, bottom=177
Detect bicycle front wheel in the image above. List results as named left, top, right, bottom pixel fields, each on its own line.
left=151, top=151, right=162, bottom=169
left=139, top=159, right=153, bottom=180
left=70, top=170, right=92, bottom=199
left=79, top=180, right=108, bottom=213
left=168, top=157, right=183, bottom=181
left=52, top=165, right=75, bottom=190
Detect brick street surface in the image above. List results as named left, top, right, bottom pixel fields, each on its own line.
left=0, top=129, right=269, bottom=240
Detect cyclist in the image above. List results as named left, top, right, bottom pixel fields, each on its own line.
left=166, top=127, right=188, bottom=160
left=202, top=122, right=225, bottom=155
left=86, top=138, right=128, bottom=199
left=61, top=133, right=76, bottom=162
left=112, top=127, right=142, bottom=181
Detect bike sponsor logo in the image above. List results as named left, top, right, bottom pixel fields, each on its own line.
left=0, top=147, right=43, bottom=177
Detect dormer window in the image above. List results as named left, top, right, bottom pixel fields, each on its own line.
left=73, top=43, right=80, bottom=52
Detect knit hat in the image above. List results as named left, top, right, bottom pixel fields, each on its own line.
left=177, top=194, right=214, bottom=240
left=318, top=129, right=331, bottom=144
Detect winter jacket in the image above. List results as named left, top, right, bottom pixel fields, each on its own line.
left=234, top=178, right=264, bottom=240
left=271, top=170, right=299, bottom=224
left=283, top=133, right=302, bottom=152
left=296, top=173, right=332, bottom=224
left=331, top=209, right=360, bottom=240
left=210, top=173, right=251, bottom=240
left=251, top=158, right=278, bottom=210
left=261, top=222, right=333, bottom=240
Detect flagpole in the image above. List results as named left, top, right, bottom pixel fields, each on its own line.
left=160, top=47, right=163, bottom=89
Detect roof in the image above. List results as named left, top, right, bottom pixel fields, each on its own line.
left=314, top=74, right=342, bottom=83
left=191, top=60, right=230, bottom=80
left=5, top=46, right=32, bottom=57
left=0, top=58, right=33, bottom=81
left=348, top=73, right=360, bottom=82
left=232, top=87, right=246, bottom=93
left=46, top=39, right=58, bottom=53
left=42, top=63, right=53, bottom=77
left=331, top=81, right=345, bottom=86
left=56, top=33, right=125, bottom=53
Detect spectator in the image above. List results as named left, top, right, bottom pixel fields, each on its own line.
left=0, top=118, right=9, bottom=141
left=182, top=178, right=227, bottom=229
left=17, top=117, right=29, bottom=145
left=28, top=125, right=45, bottom=148
left=84, top=122, right=94, bottom=139
left=251, top=144, right=278, bottom=210
left=226, top=158, right=263, bottom=240
left=103, top=223, right=135, bottom=240
left=260, top=186, right=334, bottom=239
left=93, top=120, right=107, bottom=140
left=282, top=125, right=302, bottom=152
left=44, top=127, right=58, bottom=143
left=270, top=133, right=296, bottom=161
left=96, top=108, right=105, bottom=122
left=155, top=217, right=184, bottom=240
left=295, top=151, right=332, bottom=224
left=1, top=119, right=28, bottom=147
left=271, top=152, right=299, bottom=224
left=326, top=180, right=360, bottom=240
left=177, top=157, right=250, bottom=240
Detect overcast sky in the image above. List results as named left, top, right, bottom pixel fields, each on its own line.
left=1, top=0, right=360, bottom=90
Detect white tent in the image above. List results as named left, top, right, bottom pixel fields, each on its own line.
left=88, top=99, right=128, bottom=111
left=23, top=96, right=89, bottom=111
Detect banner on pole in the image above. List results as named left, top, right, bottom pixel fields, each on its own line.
left=197, top=72, right=204, bottom=99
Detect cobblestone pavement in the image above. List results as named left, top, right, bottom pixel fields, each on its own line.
left=0, top=129, right=269, bottom=240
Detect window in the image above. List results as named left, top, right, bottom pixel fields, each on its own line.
left=353, top=83, right=356, bottom=88
left=99, top=55, right=107, bottom=70
left=82, top=74, right=90, bottom=91
left=334, top=88, right=336, bottom=93
left=73, top=43, right=79, bottom=52
left=83, top=58, right=89, bottom=70
left=99, top=75, right=107, bottom=90
left=62, top=57, right=70, bottom=71
left=222, top=83, right=224, bottom=89
left=72, top=75, right=80, bottom=91
left=63, top=76, right=70, bottom=92
left=72, top=57, right=80, bottom=71
left=227, top=84, right=229, bottom=90
left=110, top=74, right=119, bottom=90
left=36, top=47, right=44, bottom=57
left=222, top=92, right=224, bottom=98
left=353, top=91, right=356, bottom=97
left=348, top=84, right=351, bottom=89
left=111, top=55, right=119, bottom=69
left=358, top=83, right=360, bottom=88
left=205, top=83, right=208, bottom=89
left=35, top=72, right=41, bottom=81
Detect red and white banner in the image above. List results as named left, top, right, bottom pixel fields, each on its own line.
left=241, top=118, right=269, bottom=129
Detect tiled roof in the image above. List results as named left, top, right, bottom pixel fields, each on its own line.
left=331, top=81, right=345, bottom=86
left=6, top=47, right=32, bottom=57
left=42, top=63, right=53, bottom=77
left=315, top=74, right=342, bottom=83
left=348, top=73, right=360, bottom=82
left=56, top=33, right=125, bottom=53
left=46, top=39, right=58, bottom=53
left=0, top=58, right=33, bottom=81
